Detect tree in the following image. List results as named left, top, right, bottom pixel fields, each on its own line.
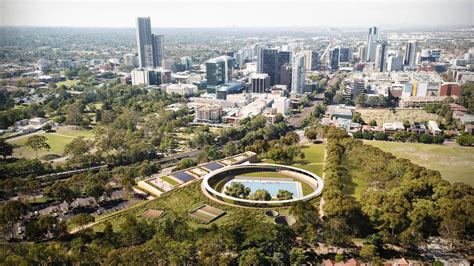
left=276, top=190, right=293, bottom=200
left=249, top=189, right=271, bottom=201
left=334, top=94, right=344, bottom=104
left=0, top=138, right=13, bottom=159
left=69, top=213, right=94, bottom=230
left=239, top=248, right=267, bottom=266
left=42, top=123, right=52, bottom=132
left=84, top=182, right=105, bottom=202
left=359, top=244, right=379, bottom=262
left=0, top=201, right=29, bottom=234
left=290, top=248, right=308, bottom=265
left=64, top=137, right=92, bottom=161
left=47, top=181, right=77, bottom=204
left=26, top=135, right=50, bottom=158
left=225, top=182, right=251, bottom=199
left=355, top=94, right=366, bottom=107
left=323, top=217, right=350, bottom=249
left=304, top=127, right=318, bottom=140
left=223, top=142, right=237, bottom=157
left=352, top=112, right=365, bottom=124
left=374, top=132, right=388, bottom=141
left=369, top=120, right=377, bottom=126
left=175, top=158, right=197, bottom=171
left=457, top=133, right=474, bottom=146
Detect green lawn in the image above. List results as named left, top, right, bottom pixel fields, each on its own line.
left=55, top=126, right=95, bottom=138
left=364, top=140, right=474, bottom=187
left=10, top=128, right=94, bottom=159
left=261, top=144, right=325, bottom=177
left=100, top=181, right=295, bottom=232
left=159, top=176, right=179, bottom=186
left=56, top=79, right=79, bottom=88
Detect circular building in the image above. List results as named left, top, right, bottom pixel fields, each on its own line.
left=201, top=163, right=324, bottom=208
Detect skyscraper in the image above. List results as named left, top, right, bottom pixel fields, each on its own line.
left=311, top=50, right=320, bottom=70
left=136, top=17, right=153, bottom=68
left=303, top=50, right=313, bottom=70
left=358, top=46, right=367, bottom=62
left=257, top=48, right=291, bottom=85
left=339, top=47, right=351, bottom=63
left=329, top=47, right=340, bottom=70
left=367, top=27, right=378, bottom=62
left=152, top=34, right=165, bottom=67
left=136, top=17, right=165, bottom=68
left=291, top=53, right=306, bottom=94
left=375, top=42, right=388, bottom=72
left=404, top=41, right=417, bottom=66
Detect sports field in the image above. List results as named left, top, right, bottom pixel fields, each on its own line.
left=357, top=108, right=440, bottom=125
left=365, top=140, right=474, bottom=187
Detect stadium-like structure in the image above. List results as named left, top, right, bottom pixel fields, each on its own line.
left=201, top=163, right=324, bottom=207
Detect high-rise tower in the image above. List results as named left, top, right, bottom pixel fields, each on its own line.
left=367, top=27, right=378, bottom=62
left=136, top=17, right=153, bottom=68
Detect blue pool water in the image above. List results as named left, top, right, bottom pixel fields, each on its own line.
left=227, top=179, right=302, bottom=199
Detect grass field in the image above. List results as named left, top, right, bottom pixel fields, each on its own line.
left=356, top=108, right=440, bottom=125
left=10, top=127, right=94, bottom=159
left=56, top=79, right=79, bottom=88
left=262, top=144, right=325, bottom=177
left=100, top=181, right=294, bottom=231
left=365, top=140, right=474, bottom=187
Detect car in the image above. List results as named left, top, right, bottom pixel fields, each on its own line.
left=96, top=210, right=102, bottom=215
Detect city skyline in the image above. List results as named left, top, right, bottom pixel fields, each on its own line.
left=1, top=0, right=473, bottom=28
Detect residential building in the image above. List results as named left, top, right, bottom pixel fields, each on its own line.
left=383, top=122, right=405, bottom=134
left=250, top=73, right=271, bottom=93
left=343, top=79, right=366, bottom=100
left=195, top=105, right=223, bottom=123
left=291, top=53, right=306, bottom=94
left=152, top=34, right=165, bottom=67
left=311, top=50, right=320, bottom=70
left=439, top=83, right=461, bottom=96
left=387, top=54, right=403, bottom=72
left=367, top=26, right=379, bottom=62
left=123, top=53, right=137, bottom=67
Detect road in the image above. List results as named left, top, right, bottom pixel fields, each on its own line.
left=5, top=130, right=45, bottom=142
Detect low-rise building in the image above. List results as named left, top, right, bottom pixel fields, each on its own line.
left=383, top=122, right=405, bottom=134
left=427, top=120, right=442, bottom=135
left=161, top=83, right=198, bottom=96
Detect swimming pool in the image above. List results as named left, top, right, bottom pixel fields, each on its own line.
left=226, top=179, right=303, bottom=199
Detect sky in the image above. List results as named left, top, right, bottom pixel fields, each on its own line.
left=0, top=0, right=473, bottom=28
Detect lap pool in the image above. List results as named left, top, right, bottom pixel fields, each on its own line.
left=225, top=179, right=303, bottom=199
